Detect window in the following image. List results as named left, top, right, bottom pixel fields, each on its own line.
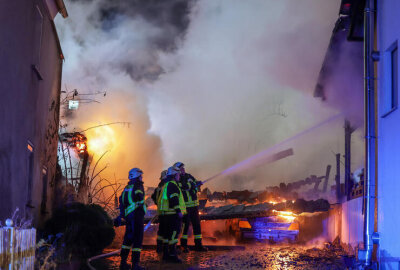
left=382, top=41, right=398, bottom=117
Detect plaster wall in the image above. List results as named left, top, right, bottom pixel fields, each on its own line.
left=377, top=0, right=400, bottom=267
left=0, top=0, right=63, bottom=226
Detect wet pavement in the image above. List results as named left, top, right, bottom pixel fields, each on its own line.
left=91, top=244, right=351, bottom=270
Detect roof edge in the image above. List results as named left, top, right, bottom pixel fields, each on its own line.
left=56, top=0, right=68, bottom=18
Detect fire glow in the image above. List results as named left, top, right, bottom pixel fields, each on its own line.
left=86, top=125, right=116, bottom=155
left=272, top=210, right=297, bottom=222
left=72, top=133, right=87, bottom=154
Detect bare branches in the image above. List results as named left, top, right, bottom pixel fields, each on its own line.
left=78, top=122, right=131, bottom=133
left=90, top=151, right=109, bottom=182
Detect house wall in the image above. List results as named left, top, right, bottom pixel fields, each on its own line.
left=377, top=0, right=400, bottom=268
left=0, top=0, right=63, bottom=226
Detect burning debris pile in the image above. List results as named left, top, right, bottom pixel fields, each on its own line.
left=202, top=165, right=332, bottom=205
left=200, top=199, right=330, bottom=221
left=194, top=164, right=333, bottom=221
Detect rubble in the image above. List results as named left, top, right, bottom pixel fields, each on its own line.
left=200, top=199, right=330, bottom=220
left=200, top=165, right=332, bottom=204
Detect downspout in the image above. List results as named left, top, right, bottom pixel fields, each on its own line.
left=358, top=0, right=379, bottom=266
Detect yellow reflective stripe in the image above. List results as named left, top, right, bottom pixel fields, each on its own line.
left=157, top=235, right=163, bottom=240
left=171, top=231, right=177, bottom=242
left=158, top=182, right=170, bottom=210
left=122, top=245, right=131, bottom=250
left=132, top=248, right=141, bottom=252
left=122, top=185, right=133, bottom=205
left=185, top=201, right=199, bottom=207
left=170, top=193, right=179, bottom=198
left=181, top=235, right=188, bottom=240
left=163, top=239, right=169, bottom=244
left=173, top=205, right=180, bottom=209
left=185, top=201, right=197, bottom=207
left=158, top=210, right=177, bottom=215
left=194, top=235, right=202, bottom=239
left=128, top=187, right=134, bottom=205
left=135, top=190, right=143, bottom=194
left=125, top=199, right=145, bottom=216
left=169, top=239, right=178, bottom=244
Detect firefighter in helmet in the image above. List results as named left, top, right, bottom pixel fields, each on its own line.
left=119, top=168, right=146, bottom=270
left=151, top=170, right=168, bottom=253
left=174, top=162, right=208, bottom=252
left=157, top=166, right=186, bottom=263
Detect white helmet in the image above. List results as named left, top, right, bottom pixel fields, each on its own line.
left=128, top=168, right=143, bottom=180
left=173, top=162, right=184, bottom=170
left=166, top=166, right=180, bottom=176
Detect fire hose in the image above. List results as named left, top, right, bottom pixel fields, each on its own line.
left=86, top=215, right=158, bottom=270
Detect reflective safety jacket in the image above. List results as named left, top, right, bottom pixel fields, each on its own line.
left=179, top=173, right=201, bottom=208
left=120, top=180, right=147, bottom=217
left=157, top=180, right=187, bottom=215
left=151, top=180, right=166, bottom=206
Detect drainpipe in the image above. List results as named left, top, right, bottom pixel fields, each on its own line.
left=358, top=0, right=379, bottom=266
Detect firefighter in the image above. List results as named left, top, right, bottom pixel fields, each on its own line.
left=151, top=170, right=167, bottom=253
left=157, top=166, right=186, bottom=263
left=174, top=162, right=208, bottom=252
left=119, top=168, right=146, bottom=270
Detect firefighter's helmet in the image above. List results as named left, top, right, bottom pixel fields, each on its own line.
left=173, top=162, right=184, bottom=169
left=128, top=168, right=143, bottom=180
left=166, top=166, right=180, bottom=176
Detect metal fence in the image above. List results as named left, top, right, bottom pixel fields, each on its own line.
left=0, top=220, right=36, bottom=270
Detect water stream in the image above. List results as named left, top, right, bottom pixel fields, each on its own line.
left=204, top=113, right=342, bottom=184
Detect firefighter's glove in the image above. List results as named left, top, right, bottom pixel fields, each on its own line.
left=196, top=181, right=203, bottom=187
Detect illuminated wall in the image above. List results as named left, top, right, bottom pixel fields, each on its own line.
left=377, top=0, right=400, bottom=267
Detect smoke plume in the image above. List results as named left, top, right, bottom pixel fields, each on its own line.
left=56, top=0, right=364, bottom=192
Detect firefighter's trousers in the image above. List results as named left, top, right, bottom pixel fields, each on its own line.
left=181, top=206, right=202, bottom=246
left=157, top=215, right=167, bottom=245
left=162, top=213, right=182, bottom=246
left=121, top=208, right=145, bottom=264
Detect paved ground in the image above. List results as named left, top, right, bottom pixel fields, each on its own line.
left=91, top=244, right=353, bottom=270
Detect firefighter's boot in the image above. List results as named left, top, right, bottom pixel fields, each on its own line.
left=180, top=238, right=189, bottom=253
left=162, top=244, right=169, bottom=261
left=156, top=239, right=163, bottom=253
left=120, top=248, right=131, bottom=270
left=131, top=251, right=145, bottom=270
left=167, top=244, right=182, bottom=263
left=194, top=238, right=208, bottom=252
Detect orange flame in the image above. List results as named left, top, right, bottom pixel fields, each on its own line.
left=272, top=210, right=297, bottom=222
left=73, top=134, right=87, bottom=154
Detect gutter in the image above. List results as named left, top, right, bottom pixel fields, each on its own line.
left=358, top=0, right=379, bottom=267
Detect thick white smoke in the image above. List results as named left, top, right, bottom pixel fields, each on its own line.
left=56, top=0, right=364, bottom=192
